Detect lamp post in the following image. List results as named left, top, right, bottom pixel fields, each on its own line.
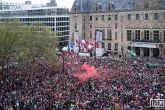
left=62, top=51, right=65, bottom=73
left=121, top=47, right=124, bottom=57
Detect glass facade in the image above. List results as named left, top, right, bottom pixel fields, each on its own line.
left=0, top=7, right=70, bottom=44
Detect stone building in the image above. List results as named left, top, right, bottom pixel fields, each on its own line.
left=69, top=0, right=165, bottom=58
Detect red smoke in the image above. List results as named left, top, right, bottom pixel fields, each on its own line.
left=74, top=64, right=100, bottom=82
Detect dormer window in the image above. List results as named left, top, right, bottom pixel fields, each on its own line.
left=108, top=4, right=111, bottom=10
left=106, top=2, right=113, bottom=11
left=74, top=3, right=79, bottom=12
left=95, top=3, right=100, bottom=11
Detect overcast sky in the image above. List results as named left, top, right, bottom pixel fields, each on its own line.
left=3, top=0, right=75, bottom=9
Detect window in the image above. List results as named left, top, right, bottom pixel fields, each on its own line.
left=74, top=23, right=77, bottom=29
left=128, top=14, right=132, bottom=20
left=108, top=43, right=111, bottom=50
left=84, top=16, right=86, bottom=21
left=102, top=15, right=104, bottom=21
left=144, top=30, right=149, bottom=41
left=153, top=30, right=159, bottom=41
left=95, top=15, right=98, bottom=21
left=135, top=30, right=140, bottom=40
left=90, top=31, right=92, bottom=38
left=154, top=13, right=159, bottom=20
left=102, top=42, right=105, bottom=48
left=101, top=29, right=105, bottom=40
left=127, top=30, right=132, bottom=41
left=145, top=13, right=148, bottom=20
left=90, top=24, right=92, bottom=28
left=164, top=31, right=165, bottom=42
left=108, top=15, right=111, bottom=20
left=107, top=29, right=112, bottom=40
left=96, top=4, right=100, bottom=11
left=115, top=32, right=118, bottom=40
left=136, top=14, right=140, bottom=20
left=90, top=15, right=92, bottom=21
left=115, top=15, right=118, bottom=20
left=114, top=43, right=118, bottom=51
left=84, top=24, right=86, bottom=29
left=115, top=23, right=118, bottom=29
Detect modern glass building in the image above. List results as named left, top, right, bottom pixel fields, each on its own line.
left=0, top=0, right=70, bottom=48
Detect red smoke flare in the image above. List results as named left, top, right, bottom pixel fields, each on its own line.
left=74, top=64, right=100, bottom=82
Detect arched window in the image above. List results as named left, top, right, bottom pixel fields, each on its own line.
left=114, top=43, right=118, bottom=51
left=108, top=43, right=111, bottom=50
left=102, top=42, right=105, bottom=48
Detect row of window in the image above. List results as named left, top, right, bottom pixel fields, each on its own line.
left=0, top=17, right=69, bottom=22
left=82, top=29, right=165, bottom=43
left=0, top=9, right=69, bottom=17
left=88, top=12, right=165, bottom=21
left=89, top=14, right=118, bottom=21
left=127, top=13, right=162, bottom=20
left=127, top=30, right=165, bottom=42
left=56, top=27, right=69, bottom=31
left=102, top=42, right=118, bottom=51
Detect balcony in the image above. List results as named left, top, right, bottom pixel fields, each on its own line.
left=132, top=39, right=162, bottom=43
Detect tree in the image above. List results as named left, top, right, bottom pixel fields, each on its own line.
left=0, top=20, right=58, bottom=77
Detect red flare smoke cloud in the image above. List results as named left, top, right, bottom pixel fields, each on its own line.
left=74, top=64, right=100, bottom=82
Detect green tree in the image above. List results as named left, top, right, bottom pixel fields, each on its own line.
left=0, top=20, right=58, bottom=77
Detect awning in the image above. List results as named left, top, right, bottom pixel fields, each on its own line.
left=127, top=50, right=137, bottom=56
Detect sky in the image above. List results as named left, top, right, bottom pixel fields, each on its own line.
left=2, top=0, right=75, bottom=9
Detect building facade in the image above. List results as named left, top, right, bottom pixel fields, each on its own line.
left=69, top=0, right=165, bottom=58
left=0, top=0, right=70, bottom=48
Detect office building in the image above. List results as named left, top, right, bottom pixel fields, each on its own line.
left=0, top=0, right=70, bottom=48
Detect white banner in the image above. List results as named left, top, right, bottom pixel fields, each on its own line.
left=79, top=53, right=90, bottom=57
left=74, top=31, right=79, bottom=47
left=96, top=48, right=104, bottom=56
left=132, top=42, right=159, bottom=48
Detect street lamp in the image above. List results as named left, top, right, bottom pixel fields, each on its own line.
left=121, top=47, right=124, bottom=57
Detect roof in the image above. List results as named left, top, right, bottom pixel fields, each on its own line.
left=70, top=0, right=165, bottom=12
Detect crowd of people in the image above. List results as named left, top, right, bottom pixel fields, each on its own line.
left=0, top=51, right=165, bottom=110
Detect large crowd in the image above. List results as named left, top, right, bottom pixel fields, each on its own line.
left=0, top=51, right=165, bottom=110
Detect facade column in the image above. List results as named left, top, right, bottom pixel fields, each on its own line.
left=149, top=48, right=153, bottom=58
left=140, top=48, right=144, bottom=57
left=131, top=47, right=135, bottom=52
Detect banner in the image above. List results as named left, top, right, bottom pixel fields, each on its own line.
left=131, top=42, right=159, bottom=48
left=95, top=31, right=102, bottom=48
left=96, top=48, right=104, bottom=56
left=74, top=30, right=79, bottom=47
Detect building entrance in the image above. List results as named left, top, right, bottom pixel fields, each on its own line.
left=144, top=48, right=149, bottom=57
left=135, top=47, right=140, bottom=56
left=153, top=48, right=159, bottom=57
